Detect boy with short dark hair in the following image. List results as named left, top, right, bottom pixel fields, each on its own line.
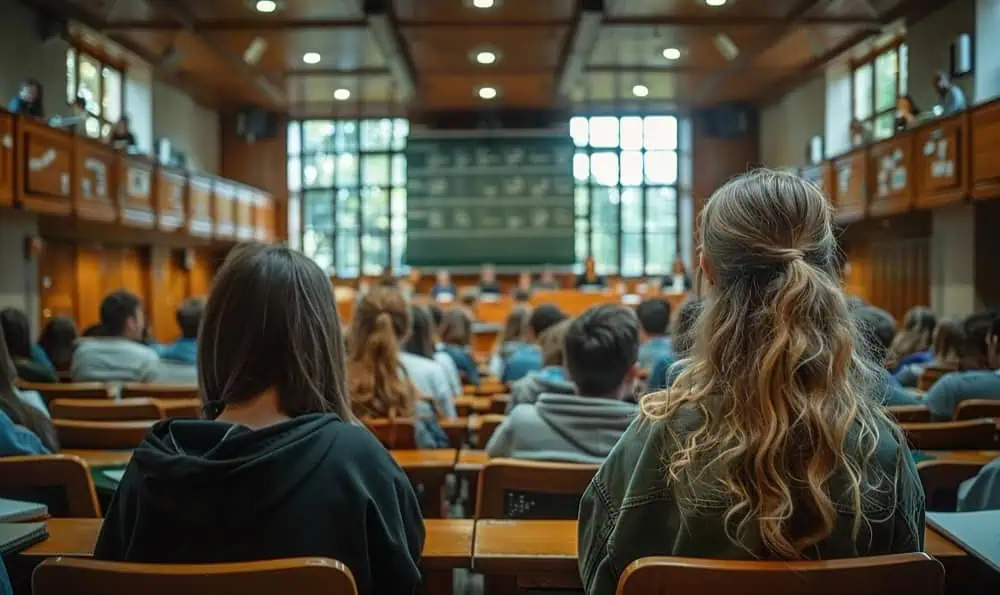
left=635, top=298, right=672, bottom=370
left=501, top=304, right=567, bottom=383
left=71, top=290, right=160, bottom=382
left=925, top=311, right=1000, bottom=420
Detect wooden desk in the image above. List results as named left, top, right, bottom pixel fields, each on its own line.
left=62, top=449, right=132, bottom=468
left=924, top=450, right=1000, bottom=465
left=390, top=449, right=458, bottom=519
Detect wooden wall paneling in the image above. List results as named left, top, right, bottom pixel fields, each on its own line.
left=74, top=245, right=104, bottom=332
left=971, top=98, right=1000, bottom=200
left=119, top=154, right=156, bottom=227
left=148, top=246, right=177, bottom=343
left=188, top=249, right=215, bottom=296
left=17, top=118, right=73, bottom=215
left=0, top=110, right=15, bottom=207
left=867, top=133, right=914, bottom=217
left=156, top=166, right=188, bottom=232
left=974, top=200, right=1000, bottom=308
left=187, top=175, right=215, bottom=237
left=832, top=149, right=867, bottom=222
left=800, top=162, right=833, bottom=204
left=219, top=115, right=288, bottom=240
left=73, top=137, right=118, bottom=222
left=213, top=179, right=236, bottom=239
left=914, top=112, right=969, bottom=209
left=37, top=241, right=77, bottom=324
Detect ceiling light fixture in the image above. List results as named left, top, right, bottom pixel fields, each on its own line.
left=705, top=0, right=728, bottom=6
left=302, top=52, right=321, bottom=64
left=662, top=47, right=681, bottom=61
left=478, top=86, right=498, bottom=100
left=632, top=84, right=649, bottom=97
left=472, top=0, right=496, bottom=7
left=475, top=50, right=497, bottom=65
left=333, top=88, right=351, bottom=101
left=254, top=0, right=277, bottom=12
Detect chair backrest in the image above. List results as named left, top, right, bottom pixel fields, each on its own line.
left=0, top=455, right=100, bottom=517
left=120, top=383, right=199, bottom=400
left=901, top=419, right=998, bottom=450
left=33, top=557, right=357, bottom=595
left=439, top=417, right=471, bottom=449
left=54, top=419, right=155, bottom=450
left=489, top=395, right=510, bottom=415
left=887, top=404, right=932, bottom=424
left=50, top=398, right=165, bottom=422
left=476, top=458, right=598, bottom=519
left=917, top=459, right=987, bottom=512
left=364, top=418, right=417, bottom=449
left=475, top=414, right=506, bottom=448
left=953, top=398, right=1000, bottom=421
left=616, top=553, right=943, bottom=595
left=917, top=365, right=953, bottom=392
left=156, top=398, right=203, bottom=419
left=18, top=382, right=112, bottom=403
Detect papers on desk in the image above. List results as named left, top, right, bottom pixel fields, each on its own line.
left=0, top=522, right=48, bottom=555
left=927, top=510, right=1000, bottom=573
left=0, top=498, right=47, bottom=523
left=103, top=469, right=126, bottom=484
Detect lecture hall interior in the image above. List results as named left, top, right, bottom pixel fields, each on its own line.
left=0, top=0, right=1000, bottom=593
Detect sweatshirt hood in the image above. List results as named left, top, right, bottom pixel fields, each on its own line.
left=528, top=367, right=576, bottom=395
left=130, top=413, right=343, bottom=530
left=534, top=393, right=637, bottom=458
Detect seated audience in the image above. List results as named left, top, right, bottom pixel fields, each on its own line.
left=0, top=308, right=57, bottom=383
left=889, top=306, right=936, bottom=372
left=478, top=264, right=501, bottom=297
left=635, top=298, right=672, bottom=370
left=404, top=305, right=462, bottom=398
left=924, top=312, right=1000, bottom=420
left=514, top=271, right=533, bottom=296
left=106, top=115, right=137, bottom=149
left=507, top=318, right=574, bottom=411
left=575, top=255, right=606, bottom=289
left=0, top=323, right=57, bottom=452
left=156, top=298, right=204, bottom=365
left=850, top=118, right=873, bottom=147
left=579, top=171, right=923, bottom=595
left=348, top=287, right=451, bottom=442
left=6, top=79, right=43, bottom=118
left=50, top=97, right=88, bottom=134
left=93, top=245, right=424, bottom=595
left=647, top=297, right=701, bottom=390
left=502, top=304, right=567, bottom=383
left=37, top=315, right=78, bottom=372
left=534, top=266, right=561, bottom=290
left=935, top=70, right=967, bottom=116
left=957, top=456, right=1000, bottom=512
left=895, top=319, right=963, bottom=388
left=487, top=304, right=639, bottom=463
left=895, top=94, right=921, bottom=130
left=430, top=269, right=457, bottom=300
left=850, top=303, right=919, bottom=406
left=70, top=290, right=160, bottom=382
left=439, top=309, right=481, bottom=386
left=663, top=258, right=693, bottom=292
left=490, top=305, right=532, bottom=377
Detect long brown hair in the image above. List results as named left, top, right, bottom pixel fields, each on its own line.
left=889, top=306, right=936, bottom=360
left=641, top=169, right=902, bottom=559
left=347, top=287, right=418, bottom=419
left=930, top=319, right=962, bottom=364
left=0, top=323, right=58, bottom=451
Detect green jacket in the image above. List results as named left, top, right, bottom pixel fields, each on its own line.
left=578, top=412, right=925, bottom=595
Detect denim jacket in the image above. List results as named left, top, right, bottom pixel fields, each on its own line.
left=578, top=412, right=925, bottom=595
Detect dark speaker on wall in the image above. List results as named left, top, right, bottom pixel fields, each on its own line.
left=236, top=107, right=278, bottom=142
left=34, top=9, right=67, bottom=43
left=696, top=103, right=756, bottom=139
left=950, top=33, right=974, bottom=78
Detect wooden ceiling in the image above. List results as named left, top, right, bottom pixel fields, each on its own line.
left=30, top=0, right=937, bottom=116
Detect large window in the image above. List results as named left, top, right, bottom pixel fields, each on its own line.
left=571, top=115, right=680, bottom=276
left=66, top=47, right=124, bottom=139
left=288, top=118, right=409, bottom=277
left=852, top=41, right=908, bottom=141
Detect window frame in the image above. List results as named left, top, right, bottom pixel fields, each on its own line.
left=66, top=41, right=127, bottom=139
left=850, top=38, right=907, bottom=141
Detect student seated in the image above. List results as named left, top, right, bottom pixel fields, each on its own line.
left=635, top=298, right=672, bottom=370
left=957, top=457, right=1000, bottom=511
left=849, top=303, right=920, bottom=406
left=489, top=306, right=532, bottom=378
left=348, top=287, right=452, bottom=440
left=93, top=245, right=424, bottom=595
left=502, top=304, right=567, bottom=383
left=37, top=315, right=78, bottom=372
left=0, top=324, right=57, bottom=452
left=477, top=264, right=502, bottom=297
left=579, top=171, right=923, bottom=595
left=889, top=306, right=936, bottom=373
left=515, top=271, right=533, bottom=295
left=153, top=298, right=204, bottom=384
left=924, top=312, right=1000, bottom=420
left=534, top=266, right=561, bottom=290
left=575, top=255, right=606, bottom=290
left=439, top=309, right=480, bottom=386
left=430, top=269, right=457, bottom=300
left=486, top=304, right=639, bottom=463
left=647, top=297, right=701, bottom=391
left=895, top=319, right=962, bottom=388
left=71, top=290, right=160, bottom=382
left=0, top=308, right=57, bottom=383
left=507, top=318, right=574, bottom=411
left=404, top=304, right=462, bottom=398
left=6, top=79, right=43, bottom=118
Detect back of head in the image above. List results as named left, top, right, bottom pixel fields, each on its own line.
left=959, top=312, right=994, bottom=370
left=176, top=297, right=205, bottom=340
left=0, top=308, right=32, bottom=359
left=890, top=306, right=936, bottom=360
left=636, top=298, right=671, bottom=337
left=403, top=305, right=435, bottom=358
left=529, top=304, right=567, bottom=339
left=428, top=304, right=444, bottom=329
left=512, top=288, right=532, bottom=304
left=440, top=309, right=472, bottom=346
left=199, top=244, right=351, bottom=419
left=851, top=305, right=896, bottom=364
left=538, top=318, right=573, bottom=367
left=0, top=322, right=57, bottom=451
left=501, top=306, right=532, bottom=343
left=564, top=304, right=638, bottom=397
left=931, top=319, right=964, bottom=361
left=38, top=316, right=78, bottom=369
left=671, top=297, right=702, bottom=357
left=99, top=290, right=141, bottom=337
left=348, top=286, right=416, bottom=418
left=641, top=169, right=895, bottom=559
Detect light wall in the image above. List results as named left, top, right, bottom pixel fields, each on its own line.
left=153, top=80, right=221, bottom=175
left=759, top=75, right=826, bottom=168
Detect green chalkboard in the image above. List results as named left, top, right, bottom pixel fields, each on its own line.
left=405, top=132, right=575, bottom=267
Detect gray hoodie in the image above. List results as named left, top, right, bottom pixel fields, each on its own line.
left=507, top=367, right=576, bottom=413
left=485, top=393, right=638, bottom=464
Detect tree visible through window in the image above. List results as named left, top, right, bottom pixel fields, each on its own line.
left=66, top=47, right=124, bottom=139
left=852, top=41, right=908, bottom=141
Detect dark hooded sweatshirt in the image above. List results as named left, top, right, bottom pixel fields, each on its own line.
left=94, top=413, right=424, bottom=595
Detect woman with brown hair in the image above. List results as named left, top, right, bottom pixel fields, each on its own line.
left=889, top=305, right=936, bottom=372
left=895, top=318, right=962, bottom=388
left=490, top=305, right=532, bottom=377
left=579, top=170, right=923, bottom=595
left=439, top=308, right=481, bottom=385
left=0, top=322, right=57, bottom=453
left=94, top=245, right=424, bottom=595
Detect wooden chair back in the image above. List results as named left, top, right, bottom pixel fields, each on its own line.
left=157, top=399, right=203, bottom=419
left=439, top=417, right=470, bottom=449
left=917, top=365, right=953, bottom=392
left=18, top=382, right=112, bottom=403
left=887, top=404, right=931, bottom=424
left=953, top=398, right=1000, bottom=421
left=476, top=458, right=598, bottom=519
left=50, top=398, right=165, bottom=422
left=489, top=394, right=510, bottom=415
left=917, top=459, right=987, bottom=512
left=901, top=419, right=998, bottom=450
left=121, top=383, right=199, bottom=400
left=616, top=553, right=943, bottom=595
left=54, top=419, right=155, bottom=450
left=33, top=557, right=357, bottom=595
left=364, top=418, right=417, bottom=449
left=475, top=414, right=505, bottom=448
left=0, top=455, right=100, bottom=517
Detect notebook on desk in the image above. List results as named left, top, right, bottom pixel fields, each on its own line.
left=927, top=510, right=1000, bottom=573
left=0, top=522, right=48, bottom=556
left=0, top=498, right=48, bottom=522
left=103, top=469, right=126, bottom=484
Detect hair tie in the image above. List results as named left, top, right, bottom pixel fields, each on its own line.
left=775, top=248, right=805, bottom=263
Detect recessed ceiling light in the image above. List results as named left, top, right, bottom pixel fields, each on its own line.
left=472, top=0, right=496, bottom=7
left=705, top=0, right=727, bottom=5
left=254, top=0, right=277, bottom=12
left=662, top=47, right=681, bottom=61
left=478, top=86, right=498, bottom=100
left=475, top=50, right=497, bottom=65
left=632, top=84, right=649, bottom=97
left=333, top=88, right=351, bottom=101
left=302, top=52, right=321, bottom=64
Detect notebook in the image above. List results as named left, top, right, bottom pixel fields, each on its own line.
left=0, top=522, right=48, bottom=556
left=0, top=498, right=48, bottom=522
left=927, top=510, right=1000, bottom=573
left=103, top=469, right=126, bottom=484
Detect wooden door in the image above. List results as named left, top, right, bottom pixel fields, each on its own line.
left=38, top=241, right=77, bottom=323
left=74, top=245, right=104, bottom=332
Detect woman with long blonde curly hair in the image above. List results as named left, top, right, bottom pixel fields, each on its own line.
left=578, top=169, right=924, bottom=595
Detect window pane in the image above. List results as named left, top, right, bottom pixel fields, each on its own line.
left=573, top=152, right=590, bottom=182
left=620, top=151, right=642, bottom=186
left=288, top=156, right=302, bottom=192
left=874, top=48, right=898, bottom=113
left=336, top=153, right=358, bottom=187
left=390, top=189, right=406, bottom=230
left=303, top=121, right=336, bottom=153
left=644, top=116, right=678, bottom=150
left=899, top=44, right=908, bottom=96
left=621, top=233, right=643, bottom=277
left=361, top=119, right=393, bottom=151
left=303, top=189, right=334, bottom=231
left=853, top=63, right=873, bottom=120
left=588, top=116, right=619, bottom=148
left=621, top=187, right=642, bottom=232
left=575, top=185, right=589, bottom=218
left=102, top=67, right=121, bottom=123
left=391, top=154, right=406, bottom=187
left=303, top=153, right=335, bottom=188
left=570, top=116, right=588, bottom=147
left=873, top=113, right=895, bottom=141
left=84, top=117, right=100, bottom=138
left=620, top=116, right=643, bottom=150
left=645, top=234, right=674, bottom=275
left=391, top=233, right=405, bottom=272
left=591, top=151, right=619, bottom=186
left=335, top=121, right=359, bottom=153
left=592, top=233, right=618, bottom=274
left=645, top=187, right=677, bottom=231
left=66, top=48, right=76, bottom=105
left=362, top=154, right=390, bottom=187
left=78, top=54, right=101, bottom=117
left=575, top=218, right=590, bottom=265
left=392, top=118, right=409, bottom=151
left=591, top=187, right=620, bottom=233
left=362, top=186, right=389, bottom=231
left=336, top=188, right=359, bottom=229
left=101, top=123, right=111, bottom=139
left=362, top=233, right=388, bottom=274
left=287, top=122, right=302, bottom=156
left=336, top=232, right=360, bottom=278
left=645, top=151, right=678, bottom=185
left=303, top=229, right=334, bottom=271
